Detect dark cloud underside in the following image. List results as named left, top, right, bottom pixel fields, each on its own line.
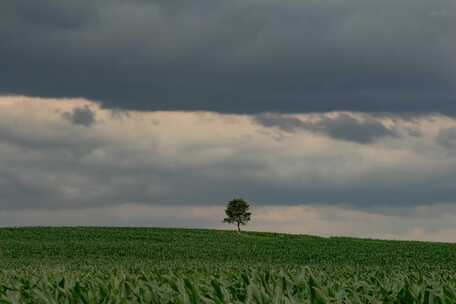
left=255, top=113, right=399, bottom=143
left=1, top=0, right=455, bottom=113
left=62, top=106, right=96, bottom=127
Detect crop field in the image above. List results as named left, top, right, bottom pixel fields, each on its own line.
left=1, top=227, right=456, bottom=303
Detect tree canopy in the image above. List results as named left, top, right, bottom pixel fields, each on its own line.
left=223, top=198, right=252, bottom=232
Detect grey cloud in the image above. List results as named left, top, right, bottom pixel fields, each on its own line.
left=405, top=127, right=423, bottom=138
left=0, top=119, right=452, bottom=212
left=0, top=122, right=102, bottom=157
left=254, top=114, right=305, bottom=132
left=2, top=99, right=456, bottom=213
left=62, top=106, right=96, bottom=127
left=436, top=127, right=456, bottom=149
left=1, top=0, right=455, bottom=113
left=255, top=113, right=399, bottom=143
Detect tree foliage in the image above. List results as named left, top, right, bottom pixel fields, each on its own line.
left=223, top=198, right=252, bottom=232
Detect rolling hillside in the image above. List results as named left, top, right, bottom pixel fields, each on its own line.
left=1, top=227, right=455, bottom=302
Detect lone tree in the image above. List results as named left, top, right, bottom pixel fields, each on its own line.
left=223, top=198, right=251, bottom=232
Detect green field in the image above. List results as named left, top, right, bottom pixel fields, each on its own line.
left=1, top=227, right=456, bottom=303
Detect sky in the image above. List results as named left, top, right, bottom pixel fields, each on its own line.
left=1, top=0, right=455, bottom=241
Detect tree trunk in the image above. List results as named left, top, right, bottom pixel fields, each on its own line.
left=237, top=221, right=241, bottom=233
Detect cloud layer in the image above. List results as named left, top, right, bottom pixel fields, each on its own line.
left=1, top=0, right=455, bottom=113
left=2, top=96, right=456, bottom=213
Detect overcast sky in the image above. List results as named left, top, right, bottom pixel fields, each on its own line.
left=1, top=1, right=455, bottom=241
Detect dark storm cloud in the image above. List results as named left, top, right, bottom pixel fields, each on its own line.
left=255, top=113, right=398, bottom=143
left=1, top=0, right=455, bottom=113
left=62, top=106, right=96, bottom=127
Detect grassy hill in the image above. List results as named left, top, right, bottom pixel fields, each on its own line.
left=1, top=227, right=456, bottom=270
left=1, top=227, right=456, bottom=302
